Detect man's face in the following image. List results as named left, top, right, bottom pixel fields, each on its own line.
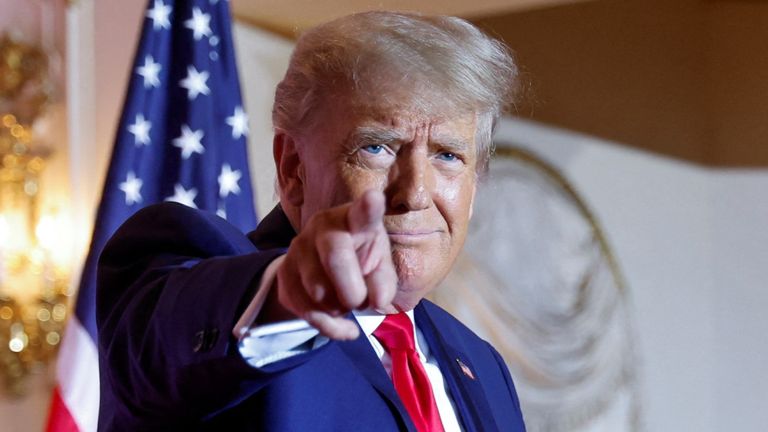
left=294, top=96, right=478, bottom=309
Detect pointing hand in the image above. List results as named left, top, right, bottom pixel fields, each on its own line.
left=275, top=190, right=398, bottom=340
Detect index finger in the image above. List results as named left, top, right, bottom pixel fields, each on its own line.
left=347, top=190, right=386, bottom=235
left=316, top=231, right=368, bottom=310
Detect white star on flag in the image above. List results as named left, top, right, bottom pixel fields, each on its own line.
left=146, top=0, right=172, bottom=31
left=165, top=184, right=198, bottom=208
left=136, top=55, right=162, bottom=88
left=225, top=106, right=249, bottom=139
left=179, top=65, right=210, bottom=100
left=216, top=206, right=227, bottom=219
left=118, top=171, right=143, bottom=205
left=218, top=163, right=242, bottom=197
left=172, top=124, right=205, bottom=159
left=184, top=7, right=212, bottom=41
left=49, top=2, right=259, bottom=430
left=127, top=113, right=152, bottom=146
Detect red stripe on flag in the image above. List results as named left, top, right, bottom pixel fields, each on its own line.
left=45, top=385, right=80, bottom=432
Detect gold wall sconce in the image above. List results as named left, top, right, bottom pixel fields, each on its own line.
left=0, top=32, right=70, bottom=397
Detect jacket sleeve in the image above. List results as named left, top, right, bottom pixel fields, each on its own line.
left=96, top=203, right=286, bottom=422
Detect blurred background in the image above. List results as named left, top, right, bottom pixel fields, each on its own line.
left=0, top=0, right=766, bottom=430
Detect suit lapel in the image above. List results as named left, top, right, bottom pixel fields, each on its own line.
left=247, top=205, right=296, bottom=250
left=337, top=321, right=417, bottom=432
left=415, top=303, right=500, bottom=432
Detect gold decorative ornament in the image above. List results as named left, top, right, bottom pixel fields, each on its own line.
left=0, top=33, right=70, bottom=397
left=0, top=33, right=54, bottom=124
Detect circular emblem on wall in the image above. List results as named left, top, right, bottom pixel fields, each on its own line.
left=433, top=145, right=641, bottom=432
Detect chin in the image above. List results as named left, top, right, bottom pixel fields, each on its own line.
left=390, top=247, right=451, bottom=310
left=392, top=288, right=430, bottom=312
left=391, top=270, right=441, bottom=311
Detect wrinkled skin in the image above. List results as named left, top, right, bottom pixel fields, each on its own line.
left=272, top=95, right=478, bottom=339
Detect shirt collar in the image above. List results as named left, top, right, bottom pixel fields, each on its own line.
left=353, top=309, right=428, bottom=362
left=353, top=309, right=416, bottom=338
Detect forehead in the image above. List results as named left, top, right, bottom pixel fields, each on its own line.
left=329, top=91, right=477, bottom=139
left=306, top=81, right=477, bottom=136
left=352, top=111, right=477, bottom=146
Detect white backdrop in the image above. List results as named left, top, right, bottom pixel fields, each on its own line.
left=493, top=119, right=768, bottom=432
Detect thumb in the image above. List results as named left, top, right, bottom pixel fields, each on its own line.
left=347, top=190, right=386, bottom=234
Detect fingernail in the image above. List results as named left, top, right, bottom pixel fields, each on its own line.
left=374, top=305, right=397, bottom=315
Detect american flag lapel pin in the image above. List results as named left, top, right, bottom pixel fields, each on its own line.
left=456, top=358, right=475, bottom=380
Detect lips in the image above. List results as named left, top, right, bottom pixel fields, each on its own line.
left=387, top=230, right=439, bottom=236
left=386, top=230, right=441, bottom=245
left=384, top=215, right=445, bottom=244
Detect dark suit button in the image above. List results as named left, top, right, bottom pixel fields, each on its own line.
left=193, top=330, right=206, bottom=353
left=203, top=328, right=219, bottom=351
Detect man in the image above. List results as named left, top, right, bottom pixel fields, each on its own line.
left=97, top=11, right=525, bottom=431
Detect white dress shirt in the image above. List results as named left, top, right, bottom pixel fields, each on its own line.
left=233, top=256, right=462, bottom=431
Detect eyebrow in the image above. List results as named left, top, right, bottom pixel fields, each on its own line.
left=349, top=126, right=471, bottom=153
left=432, top=136, right=471, bottom=153
left=349, top=126, right=407, bottom=147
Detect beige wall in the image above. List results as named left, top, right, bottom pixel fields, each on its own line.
left=705, top=2, right=768, bottom=166
left=475, top=0, right=768, bottom=167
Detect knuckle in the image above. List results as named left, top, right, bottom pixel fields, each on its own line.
left=307, top=282, right=327, bottom=303
left=316, top=230, right=347, bottom=253
left=323, top=249, right=350, bottom=273
left=339, top=285, right=366, bottom=308
left=318, top=242, right=355, bottom=279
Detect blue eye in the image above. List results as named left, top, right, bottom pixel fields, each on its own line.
left=437, top=152, right=458, bottom=162
left=362, top=145, right=384, bottom=154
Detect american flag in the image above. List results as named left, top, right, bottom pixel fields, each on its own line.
left=46, top=0, right=257, bottom=430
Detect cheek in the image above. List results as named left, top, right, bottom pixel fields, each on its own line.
left=300, top=165, right=352, bottom=225
left=338, top=165, right=389, bottom=198
left=438, top=174, right=476, bottom=232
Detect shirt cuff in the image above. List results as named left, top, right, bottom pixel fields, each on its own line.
left=231, top=254, right=327, bottom=368
left=232, top=254, right=286, bottom=340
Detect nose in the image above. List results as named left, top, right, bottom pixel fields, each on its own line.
left=386, top=148, right=433, bottom=213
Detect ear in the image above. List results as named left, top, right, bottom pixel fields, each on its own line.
left=273, top=132, right=304, bottom=207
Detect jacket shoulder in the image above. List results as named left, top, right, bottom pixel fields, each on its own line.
left=101, top=202, right=257, bottom=266
left=419, top=299, right=487, bottom=342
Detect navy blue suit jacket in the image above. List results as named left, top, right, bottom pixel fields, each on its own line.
left=96, top=203, right=526, bottom=431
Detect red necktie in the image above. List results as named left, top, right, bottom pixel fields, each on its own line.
left=373, top=312, right=445, bottom=432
